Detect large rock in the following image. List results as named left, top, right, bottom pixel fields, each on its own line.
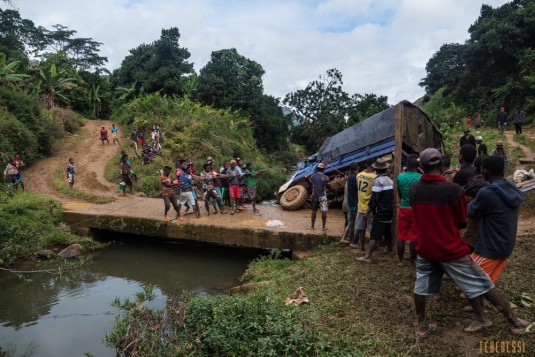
left=58, top=244, right=86, bottom=258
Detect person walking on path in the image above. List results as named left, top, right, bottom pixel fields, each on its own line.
left=354, top=158, right=376, bottom=249
left=409, top=148, right=533, bottom=337
left=358, top=158, right=394, bottom=262
left=4, top=157, right=19, bottom=191
left=465, top=115, right=472, bottom=128
left=473, top=113, right=482, bottom=130
left=161, top=165, right=181, bottom=221
left=309, top=162, right=330, bottom=231
left=111, top=124, right=120, bottom=145
left=497, top=106, right=507, bottom=135
left=490, top=141, right=508, bottom=168
left=514, top=108, right=525, bottom=135
left=100, top=126, right=110, bottom=146
left=395, top=154, right=421, bottom=265
left=66, top=158, right=75, bottom=189
left=13, top=154, right=25, bottom=191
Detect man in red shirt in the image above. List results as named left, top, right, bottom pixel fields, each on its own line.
left=410, top=148, right=532, bottom=337
left=100, top=126, right=110, bottom=146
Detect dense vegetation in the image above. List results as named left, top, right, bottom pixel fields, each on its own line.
left=420, top=0, right=535, bottom=127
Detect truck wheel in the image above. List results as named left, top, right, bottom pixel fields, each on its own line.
left=280, top=185, right=308, bottom=211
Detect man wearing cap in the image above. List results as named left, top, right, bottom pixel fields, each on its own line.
left=358, top=158, right=393, bottom=262
left=460, top=129, right=476, bottom=148
left=409, top=148, right=532, bottom=337
left=310, top=162, right=330, bottom=231
left=490, top=141, right=508, bottom=168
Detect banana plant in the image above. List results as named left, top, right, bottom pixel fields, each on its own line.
left=89, top=83, right=101, bottom=118
left=0, top=53, right=29, bottom=84
left=37, top=63, right=78, bottom=108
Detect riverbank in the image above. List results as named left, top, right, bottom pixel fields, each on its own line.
left=0, top=191, right=102, bottom=267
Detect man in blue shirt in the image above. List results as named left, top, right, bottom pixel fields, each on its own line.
left=310, top=163, right=330, bottom=231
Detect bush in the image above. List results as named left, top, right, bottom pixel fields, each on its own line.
left=0, top=107, right=39, bottom=162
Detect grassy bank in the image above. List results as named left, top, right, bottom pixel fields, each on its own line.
left=0, top=190, right=102, bottom=266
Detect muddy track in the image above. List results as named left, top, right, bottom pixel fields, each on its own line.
left=23, top=120, right=124, bottom=204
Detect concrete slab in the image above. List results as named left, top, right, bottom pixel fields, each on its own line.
left=63, top=198, right=346, bottom=251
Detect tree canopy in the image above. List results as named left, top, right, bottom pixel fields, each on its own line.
left=111, top=27, right=194, bottom=96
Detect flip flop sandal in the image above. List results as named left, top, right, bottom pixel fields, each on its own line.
left=511, top=323, right=534, bottom=335
left=416, top=324, right=437, bottom=338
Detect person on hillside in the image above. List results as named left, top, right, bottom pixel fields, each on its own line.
left=13, top=154, right=25, bottom=191
left=309, top=162, right=330, bottom=231
left=358, top=158, right=393, bottom=262
left=354, top=158, right=376, bottom=250
left=473, top=113, right=482, bottom=130
left=120, top=154, right=133, bottom=195
left=4, top=157, right=19, bottom=191
left=161, top=165, right=181, bottom=221
left=497, top=106, right=507, bottom=135
left=100, top=126, right=110, bottom=146
left=490, top=141, right=508, bottom=168
left=131, top=128, right=138, bottom=143
left=138, top=130, right=145, bottom=146
left=514, top=108, right=525, bottom=135
left=66, top=158, right=75, bottom=189
left=244, top=162, right=266, bottom=214
left=177, top=165, right=200, bottom=218
left=441, top=155, right=457, bottom=182
left=226, top=160, right=245, bottom=215
left=409, top=148, right=533, bottom=337
left=469, top=156, right=524, bottom=284
left=111, top=124, right=120, bottom=145
left=201, top=163, right=226, bottom=215
left=395, top=154, right=421, bottom=265
left=453, top=145, right=477, bottom=187
left=466, top=115, right=472, bottom=128
left=342, top=162, right=359, bottom=244
left=131, top=139, right=141, bottom=161
left=460, top=129, right=476, bottom=148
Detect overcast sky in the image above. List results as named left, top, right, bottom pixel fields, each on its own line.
left=9, top=0, right=509, bottom=104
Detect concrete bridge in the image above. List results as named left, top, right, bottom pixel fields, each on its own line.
left=62, top=198, right=345, bottom=251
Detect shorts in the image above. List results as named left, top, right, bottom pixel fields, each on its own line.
left=311, top=195, right=328, bottom=212
left=397, top=207, right=418, bottom=242
left=67, top=173, right=74, bottom=184
left=471, top=252, right=507, bottom=283
left=229, top=185, right=241, bottom=198
left=101, top=136, right=108, bottom=140
left=247, top=186, right=257, bottom=200
left=414, top=255, right=495, bottom=299
left=7, top=175, right=17, bottom=184
left=370, top=220, right=392, bottom=242
left=355, top=212, right=373, bottom=231
left=178, top=191, right=196, bottom=206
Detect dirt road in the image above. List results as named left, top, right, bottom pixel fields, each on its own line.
left=24, top=120, right=123, bottom=203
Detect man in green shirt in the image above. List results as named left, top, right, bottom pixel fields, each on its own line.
left=396, top=154, right=422, bottom=265
left=245, top=162, right=266, bottom=213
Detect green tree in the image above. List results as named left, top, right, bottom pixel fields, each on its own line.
left=347, top=93, right=390, bottom=125
left=36, top=63, right=78, bottom=108
left=111, top=27, right=194, bottom=96
left=0, top=52, right=29, bottom=85
left=284, top=68, right=350, bottom=152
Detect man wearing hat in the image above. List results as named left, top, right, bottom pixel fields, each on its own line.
left=310, top=162, right=330, bottom=231
left=358, top=158, right=393, bottom=262
left=409, top=148, right=532, bottom=337
left=490, top=141, right=508, bottom=168
left=460, top=129, right=476, bottom=148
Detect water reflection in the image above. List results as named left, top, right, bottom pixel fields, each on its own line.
left=0, top=239, right=261, bottom=356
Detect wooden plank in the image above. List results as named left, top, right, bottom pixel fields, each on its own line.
left=517, top=178, right=535, bottom=188
left=391, top=104, right=404, bottom=249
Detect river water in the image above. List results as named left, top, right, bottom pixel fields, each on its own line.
left=0, top=238, right=262, bottom=357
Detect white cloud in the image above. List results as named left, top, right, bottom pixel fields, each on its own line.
left=9, top=0, right=510, bottom=104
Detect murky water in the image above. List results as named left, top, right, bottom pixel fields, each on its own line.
left=0, top=238, right=262, bottom=357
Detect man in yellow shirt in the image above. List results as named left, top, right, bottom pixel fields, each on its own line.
left=353, top=158, right=376, bottom=250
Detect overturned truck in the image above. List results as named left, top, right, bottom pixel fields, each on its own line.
left=278, top=100, right=444, bottom=210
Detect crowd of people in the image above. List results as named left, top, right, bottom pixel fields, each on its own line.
left=309, top=126, right=533, bottom=337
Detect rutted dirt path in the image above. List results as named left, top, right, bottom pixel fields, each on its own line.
left=504, top=130, right=535, bottom=170
left=24, top=120, right=123, bottom=204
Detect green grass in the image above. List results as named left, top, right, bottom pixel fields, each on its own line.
left=0, top=191, right=102, bottom=266
left=513, top=133, right=535, bottom=154
left=53, top=170, right=114, bottom=204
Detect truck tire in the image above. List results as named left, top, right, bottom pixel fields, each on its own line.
left=280, top=185, right=308, bottom=211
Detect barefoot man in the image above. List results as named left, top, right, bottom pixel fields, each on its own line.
left=310, top=162, right=330, bottom=231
